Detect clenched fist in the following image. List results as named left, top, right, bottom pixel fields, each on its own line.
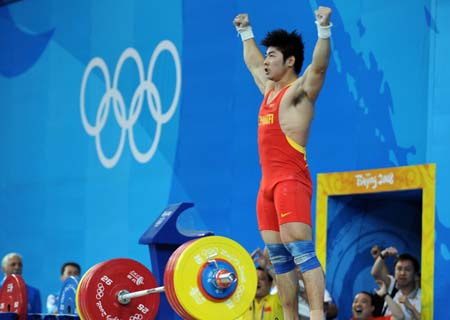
left=315, top=6, right=332, bottom=26
left=233, top=13, right=250, bottom=29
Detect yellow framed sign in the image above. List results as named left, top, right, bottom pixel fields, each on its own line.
left=316, top=164, right=435, bottom=319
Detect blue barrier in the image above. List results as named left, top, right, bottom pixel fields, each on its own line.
left=0, top=313, right=17, bottom=320
left=139, top=202, right=213, bottom=319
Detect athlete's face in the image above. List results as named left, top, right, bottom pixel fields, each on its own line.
left=264, top=47, right=290, bottom=81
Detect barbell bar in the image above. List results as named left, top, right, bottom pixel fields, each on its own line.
left=118, top=267, right=236, bottom=305
left=117, top=286, right=165, bottom=304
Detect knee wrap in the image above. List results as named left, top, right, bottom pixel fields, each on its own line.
left=284, top=240, right=321, bottom=273
left=266, top=243, right=296, bottom=274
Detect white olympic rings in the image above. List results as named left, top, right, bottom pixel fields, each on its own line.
left=80, top=40, right=181, bottom=168
left=96, top=283, right=105, bottom=300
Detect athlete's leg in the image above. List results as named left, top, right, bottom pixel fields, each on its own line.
left=257, top=187, right=300, bottom=320
left=262, top=230, right=299, bottom=320
left=275, top=180, right=325, bottom=320
left=281, top=223, right=324, bottom=320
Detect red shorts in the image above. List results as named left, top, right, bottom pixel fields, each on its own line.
left=256, top=179, right=312, bottom=231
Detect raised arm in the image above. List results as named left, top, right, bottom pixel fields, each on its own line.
left=233, top=14, right=267, bottom=94
left=300, top=7, right=332, bottom=102
left=371, top=246, right=397, bottom=288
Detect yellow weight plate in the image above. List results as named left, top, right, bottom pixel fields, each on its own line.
left=171, top=236, right=257, bottom=320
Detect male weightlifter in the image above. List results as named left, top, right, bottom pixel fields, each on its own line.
left=233, top=6, right=332, bottom=320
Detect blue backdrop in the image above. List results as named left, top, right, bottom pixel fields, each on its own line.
left=1, top=0, right=449, bottom=319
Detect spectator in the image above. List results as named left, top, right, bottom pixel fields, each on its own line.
left=371, top=247, right=421, bottom=320
left=351, top=290, right=404, bottom=320
left=235, top=266, right=284, bottom=320
left=370, top=245, right=392, bottom=316
left=46, top=262, right=81, bottom=314
left=1, top=252, right=41, bottom=313
left=251, top=247, right=277, bottom=293
left=59, top=262, right=81, bottom=281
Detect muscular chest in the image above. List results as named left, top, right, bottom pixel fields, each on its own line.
left=279, top=95, right=314, bottom=129
left=260, top=86, right=314, bottom=128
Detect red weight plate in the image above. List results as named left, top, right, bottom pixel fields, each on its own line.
left=77, top=260, right=108, bottom=320
left=0, top=274, right=28, bottom=320
left=168, top=245, right=195, bottom=320
left=169, top=244, right=195, bottom=320
left=164, top=241, right=196, bottom=320
left=172, top=241, right=199, bottom=320
left=164, top=242, right=191, bottom=318
left=77, top=258, right=159, bottom=320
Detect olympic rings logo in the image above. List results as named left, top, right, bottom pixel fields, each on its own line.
left=129, top=314, right=143, bottom=320
left=96, top=283, right=105, bottom=300
left=80, top=40, right=182, bottom=168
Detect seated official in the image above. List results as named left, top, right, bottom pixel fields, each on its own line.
left=1, top=252, right=42, bottom=313
left=47, top=262, right=81, bottom=314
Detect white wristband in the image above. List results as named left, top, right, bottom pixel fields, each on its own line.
left=236, top=26, right=254, bottom=42
left=315, top=21, right=333, bottom=39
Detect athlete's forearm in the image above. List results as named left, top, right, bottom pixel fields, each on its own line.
left=310, top=7, right=332, bottom=74
left=234, top=14, right=266, bottom=92
left=243, top=38, right=264, bottom=73
left=310, top=37, right=330, bottom=74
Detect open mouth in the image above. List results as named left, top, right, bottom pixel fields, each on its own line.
left=354, top=307, right=363, bottom=314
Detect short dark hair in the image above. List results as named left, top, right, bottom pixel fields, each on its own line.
left=261, top=29, right=305, bottom=74
left=357, top=291, right=374, bottom=305
left=394, top=253, right=420, bottom=273
left=256, top=266, right=273, bottom=283
left=61, top=262, right=81, bottom=276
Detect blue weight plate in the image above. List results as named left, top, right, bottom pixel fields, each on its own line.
left=57, top=276, right=80, bottom=315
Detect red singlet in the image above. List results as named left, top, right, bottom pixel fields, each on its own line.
left=256, top=85, right=312, bottom=231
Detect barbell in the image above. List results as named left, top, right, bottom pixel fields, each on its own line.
left=0, top=236, right=257, bottom=320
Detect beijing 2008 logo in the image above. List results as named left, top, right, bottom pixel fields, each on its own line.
left=80, top=40, right=181, bottom=168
